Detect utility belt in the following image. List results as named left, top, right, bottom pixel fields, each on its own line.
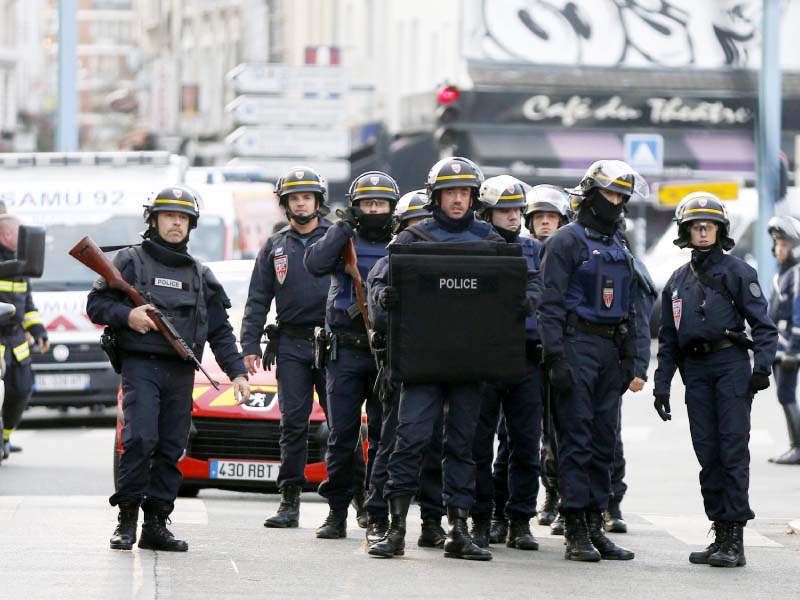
left=566, top=313, right=628, bottom=343
left=312, top=328, right=371, bottom=370
left=278, top=322, right=318, bottom=342
left=682, top=338, right=736, bottom=358
left=526, top=340, right=543, bottom=363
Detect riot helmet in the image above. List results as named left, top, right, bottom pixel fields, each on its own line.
left=673, top=191, right=734, bottom=250
left=524, top=184, right=571, bottom=239
left=424, top=156, right=484, bottom=208
left=275, top=166, right=329, bottom=225
left=393, top=189, right=431, bottom=234
left=143, top=185, right=201, bottom=232
left=768, top=215, right=800, bottom=260
left=346, top=171, right=400, bottom=241
left=569, top=160, right=648, bottom=208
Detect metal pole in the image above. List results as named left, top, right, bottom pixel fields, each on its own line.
left=755, top=0, right=781, bottom=290
left=57, top=0, right=79, bottom=152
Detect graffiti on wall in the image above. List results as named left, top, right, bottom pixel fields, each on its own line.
left=464, top=0, right=794, bottom=69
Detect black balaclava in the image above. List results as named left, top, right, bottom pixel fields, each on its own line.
left=358, top=212, right=393, bottom=242
left=578, top=190, right=623, bottom=236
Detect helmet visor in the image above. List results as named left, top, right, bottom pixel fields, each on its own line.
left=588, top=160, right=649, bottom=203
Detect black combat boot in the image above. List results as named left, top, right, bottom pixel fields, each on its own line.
left=562, top=509, right=601, bottom=562
left=368, top=496, right=411, bottom=558
left=418, top=516, right=447, bottom=548
left=537, top=487, right=559, bottom=526
left=506, top=519, right=539, bottom=550
left=603, top=497, right=628, bottom=533
left=689, top=522, right=723, bottom=564
left=488, top=510, right=509, bottom=545
left=316, top=507, right=348, bottom=539
left=586, top=511, right=634, bottom=560
left=708, top=522, right=746, bottom=568
left=469, top=512, right=492, bottom=548
left=769, top=403, right=800, bottom=465
left=366, top=515, right=389, bottom=545
left=444, top=507, right=492, bottom=561
left=351, top=492, right=368, bottom=529
left=264, top=485, right=301, bottom=528
left=138, top=503, right=188, bottom=552
left=109, top=504, right=139, bottom=550
left=550, top=511, right=565, bottom=535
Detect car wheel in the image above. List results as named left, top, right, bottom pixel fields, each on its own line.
left=178, top=485, right=200, bottom=498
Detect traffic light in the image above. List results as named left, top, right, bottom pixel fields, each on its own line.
left=434, top=85, right=465, bottom=152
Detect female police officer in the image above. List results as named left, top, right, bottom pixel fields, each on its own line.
left=653, top=192, right=777, bottom=568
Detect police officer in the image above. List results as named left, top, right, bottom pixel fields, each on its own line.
left=0, top=214, right=49, bottom=459
left=364, top=190, right=446, bottom=549
left=469, top=175, right=542, bottom=552
left=653, top=192, right=777, bottom=568
left=241, top=167, right=333, bottom=528
left=368, top=157, right=506, bottom=561
left=87, top=187, right=249, bottom=552
left=766, top=216, right=800, bottom=465
left=304, top=171, right=399, bottom=539
left=539, top=160, right=643, bottom=562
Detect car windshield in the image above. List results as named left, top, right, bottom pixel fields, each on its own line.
left=207, top=265, right=253, bottom=340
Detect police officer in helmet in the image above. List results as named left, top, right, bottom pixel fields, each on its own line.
left=368, top=157, right=504, bottom=561
left=654, top=192, right=777, bottom=567
left=304, top=171, right=399, bottom=539
left=87, top=186, right=250, bottom=552
left=524, top=184, right=572, bottom=242
left=538, top=160, right=643, bottom=562
left=767, top=215, right=800, bottom=465
left=392, top=189, right=432, bottom=234
left=468, top=175, right=543, bottom=552
left=241, top=167, right=333, bottom=528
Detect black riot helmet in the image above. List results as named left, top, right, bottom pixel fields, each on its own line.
left=143, top=185, right=201, bottom=231
left=768, top=215, right=800, bottom=260
left=346, top=171, right=401, bottom=207
left=393, top=189, right=431, bottom=234
left=477, top=175, right=529, bottom=220
left=673, top=192, right=734, bottom=251
left=424, top=156, right=484, bottom=208
left=275, top=166, right=329, bottom=225
left=524, top=184, right=572, bottom=229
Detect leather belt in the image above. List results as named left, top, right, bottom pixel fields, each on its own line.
left=279, top=323, right=318, bottom=341
left=573, top=317, right=622, bottom=340
left=683, top=339, right=736, bottom=357
left=332, top=330, right=370, bottom=350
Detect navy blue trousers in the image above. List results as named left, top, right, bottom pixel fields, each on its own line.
left=683, top=347, right=755, bottom=522
left=111, top=354, right=195, bottom=510
left=317, top=345, right=381, bottom=510
left=275, top=333, right=327, bottom=488
left=385, top=382, right=483, bottom=510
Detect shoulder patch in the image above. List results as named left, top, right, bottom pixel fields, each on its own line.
left=749, top=282, right=762, bottom=298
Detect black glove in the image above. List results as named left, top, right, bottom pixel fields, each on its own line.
left=379, top=286, right=400, bottom=310
left=520, top=296, right=536, bottom=318
left=619, top=357, right=635, bottom=394
left=545, top=353, right=574, bottom=393
left=338, top=207, right=359, bottom=230
left=262, top=337, right=278, bottom=371
left=653, top=394, right=672, bottom=422
left=748, top=372, right=771, bottom=398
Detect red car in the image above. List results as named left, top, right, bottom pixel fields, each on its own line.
left=113, top=260, right=329, bottom=496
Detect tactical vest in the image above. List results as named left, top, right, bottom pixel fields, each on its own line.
left=519, top=236, right=540, bottom=337
left=331, top=234, right=388, bottom=316
left=116, top=247, right=208, bottom=357
left=564, top=223, right=633, bottom=324
left=411, top=217, right=495, bottom=243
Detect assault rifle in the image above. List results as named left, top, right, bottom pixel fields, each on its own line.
left=69, top=236, right=220, bottom=389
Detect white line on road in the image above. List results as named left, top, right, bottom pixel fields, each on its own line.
left=230, top=559, right=239, bottom=574
left=642, top=513, right=783, bottom=548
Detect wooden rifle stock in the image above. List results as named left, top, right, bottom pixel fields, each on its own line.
left=69, top=236, right=220, bottom=389
left=341, top=238, right=371, bottom=333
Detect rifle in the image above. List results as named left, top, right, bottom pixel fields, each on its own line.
left=336, top=211, right=371, bottom=333
left=69, top=236, right=220, bottom=389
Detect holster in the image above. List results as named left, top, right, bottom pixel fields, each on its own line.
left=101, top=327, right=122, bottom=374
left=313, top=327, right=329, bottom=370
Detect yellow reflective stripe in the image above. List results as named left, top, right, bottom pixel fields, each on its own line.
left=282, top=180, right=319, bottom=187
left=405, top=205, right=426, bottom=212
left=684, top=208, right=725, bottom=216
left=497, top=194, right=525, bottom=201
left=594, top=173, right=633, bottom=188
left=355, top=186, right=395, bottom=193
left=12, top=341, right=30, bottom=362
left=435, top=174, right=476, bottom=181
left=0, top=344, right=5, bottom=361
left=22, top=310, right=43, bottom=329
left=154, top=198, right=195, bottom=207
left=0, top=280, right=27, bottom=293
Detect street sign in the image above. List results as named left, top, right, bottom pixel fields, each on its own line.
left=227, top=95, right=345, bottom=126
left=624, top=133, right=664, bottom=174
left=226, top=126, right=350, bottom=159
left=227, top=157, right=351, bottom=182
left=227, top=63, right=349, bottom=96
left=654, top=181, right=740, bottom=207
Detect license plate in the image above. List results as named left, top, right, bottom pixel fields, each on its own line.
left=209, top=460, right=280, bottom=481
left=35, top=373, right=91, bottom=391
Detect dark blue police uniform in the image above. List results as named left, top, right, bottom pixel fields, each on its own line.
left=87, top=239, right=246, bottom=512
left=304, top=220, right=386, bottom=514
left=241, top=220, right=332, bottom=489
left=654, top=247, right=777, bottom=523
left=769, top=263, right=800, bottom=406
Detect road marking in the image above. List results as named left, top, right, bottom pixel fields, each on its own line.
left=230, top=559, right=239, bottom=574
left=641, top=513, right=783, bottom=548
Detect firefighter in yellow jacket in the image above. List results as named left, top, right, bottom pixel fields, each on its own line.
left=0, top=215, right=49, bottom=459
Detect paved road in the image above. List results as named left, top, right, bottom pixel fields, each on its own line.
left=2, top=363, right=799, bottom=599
